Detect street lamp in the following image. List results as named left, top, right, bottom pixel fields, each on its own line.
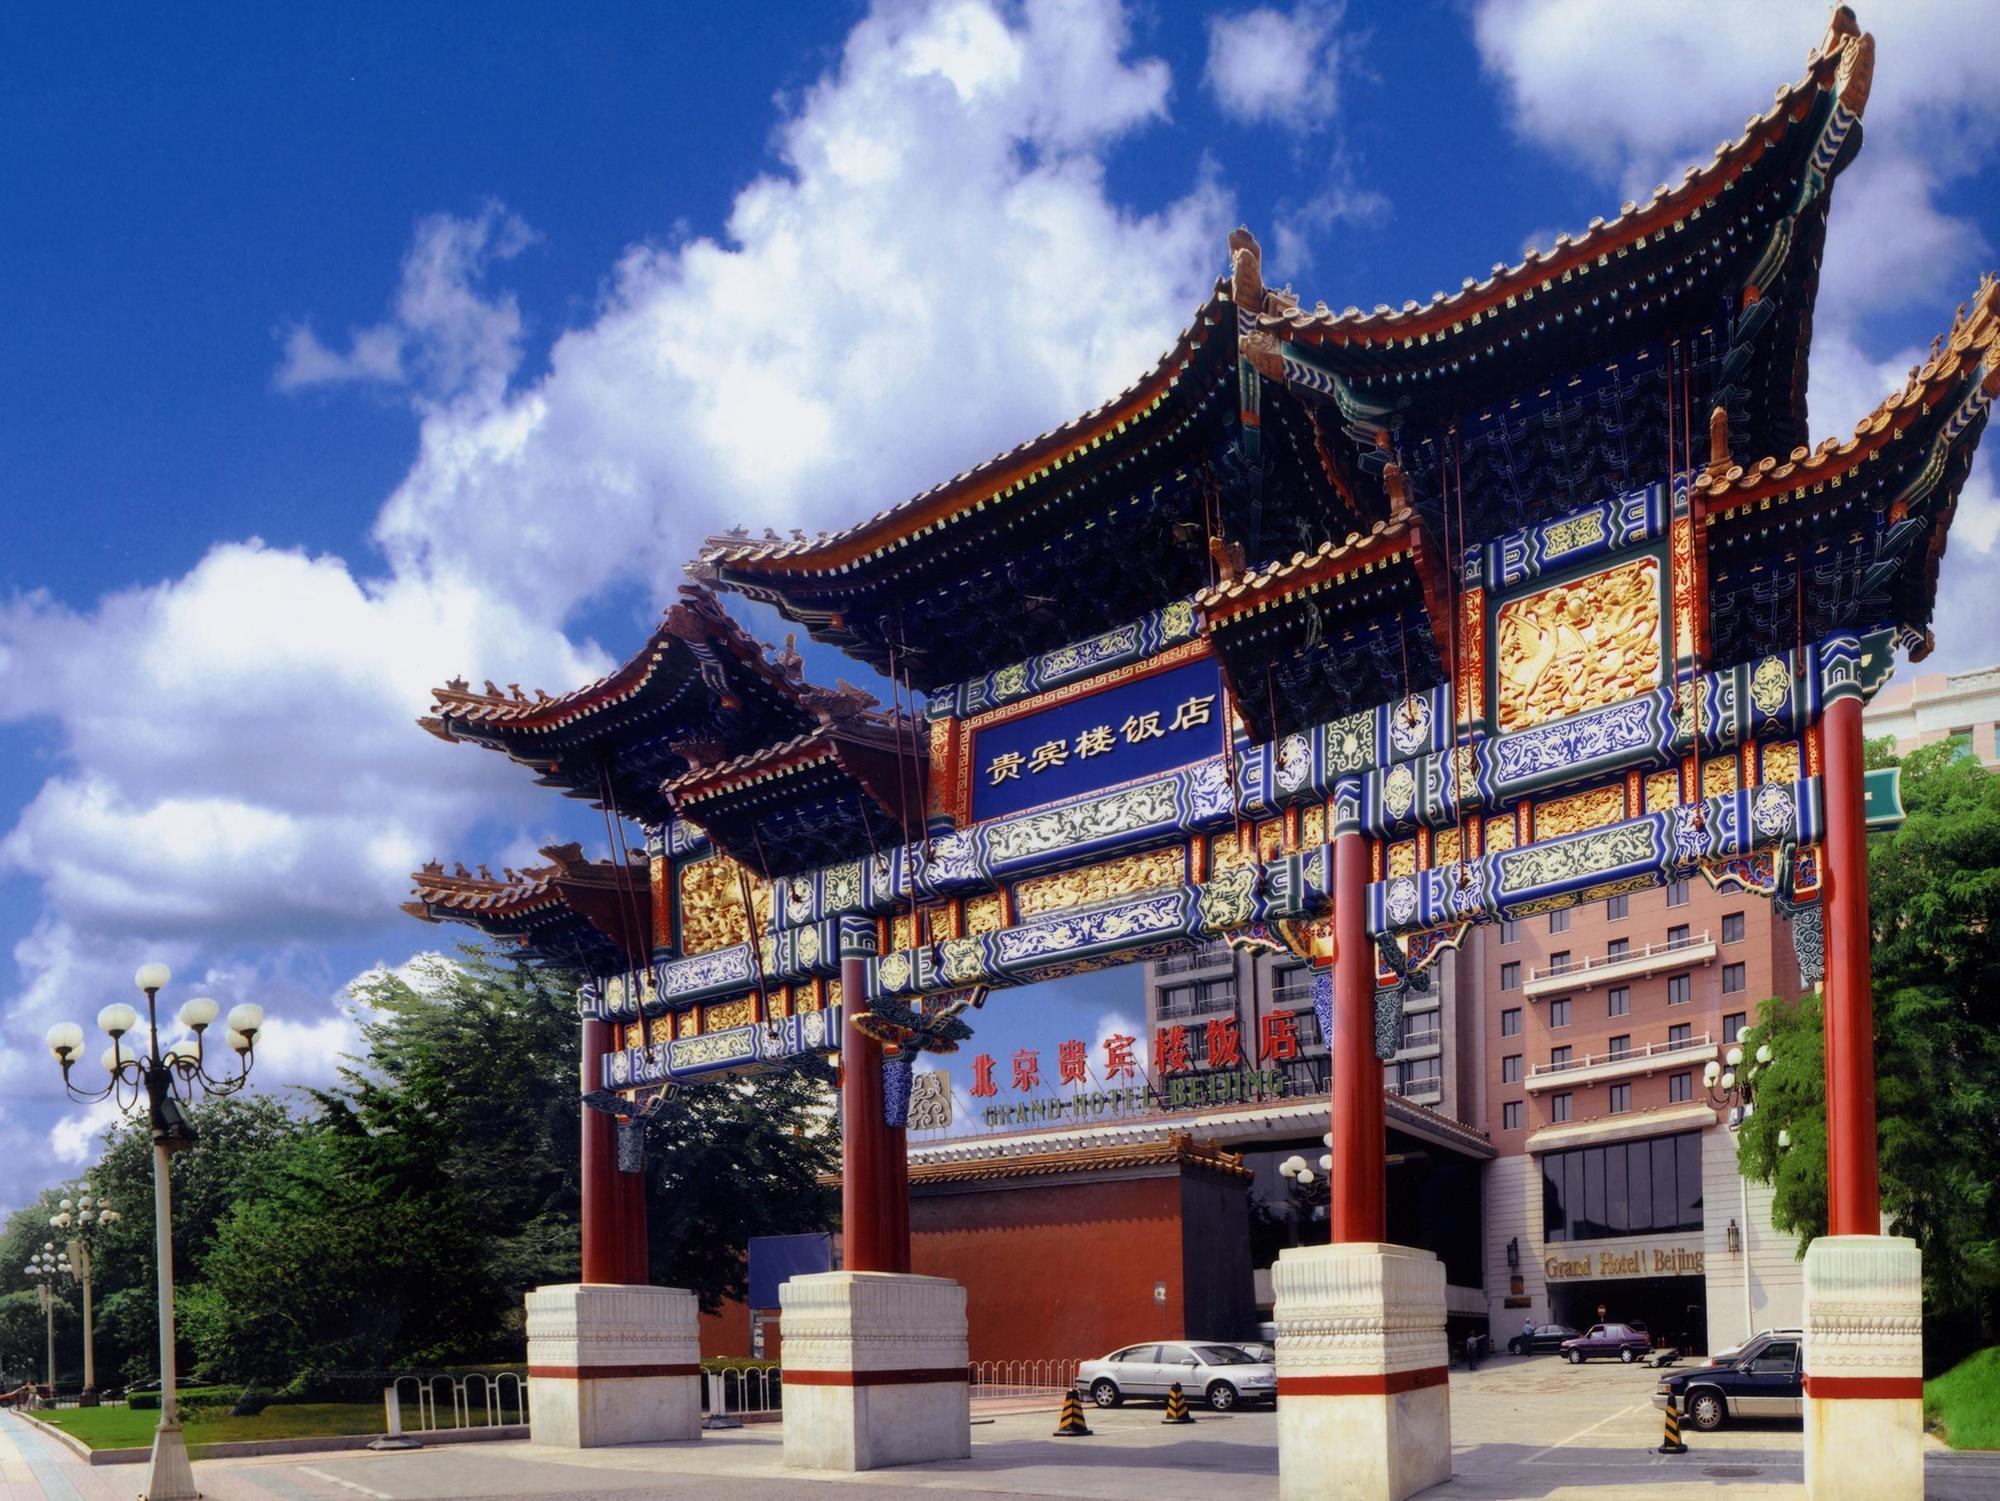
left=1706, top=1041, right=1773, bottom=1344
left=24, top=1244, right=71, bottom=1398
left=51, top=1182, right=120, bottom=1405
left=44, top=965, right=263, bottom=1501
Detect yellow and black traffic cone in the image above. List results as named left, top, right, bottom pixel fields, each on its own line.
left=1162, top=1382, right=1196, bottom=1424
left=1054, top=1386, right=1093, bottom=1437
left=1656, top=1397, right=1688, bottom=1455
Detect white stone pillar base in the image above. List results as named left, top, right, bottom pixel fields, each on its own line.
left=1803, top=1235, right=1923, bottom=1501
left=1273, top=1242, right=1452, bottom=1501
left=525, top=1283, right=701, bottom=1448
left=778, top=1271, right=970, bottom=1471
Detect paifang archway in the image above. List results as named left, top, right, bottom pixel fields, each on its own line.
left=409, top=11, right=1988, bottom=1497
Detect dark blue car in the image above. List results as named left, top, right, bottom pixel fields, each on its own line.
left=1653, top=1332, right=1803, bottom=1430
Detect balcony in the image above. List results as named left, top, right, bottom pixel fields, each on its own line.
left=1524, top=932, right=1716, bottom=997
left=1525, top=1032, right=1717, bottom=1092
left=1272, top=981, right=1316, bottom=1008
left=1398, top=1028, right=1442, bottom=1056
left=1157, top=940, right=1233, bottom=976
left=1390, top=1076, right=1443, bottom=1104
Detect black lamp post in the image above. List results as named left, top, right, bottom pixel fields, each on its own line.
left=45, top=963, right=263, bottom=1501
left=23, top=1244, right=70, bottom=1396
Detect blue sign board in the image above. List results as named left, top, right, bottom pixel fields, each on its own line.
left=967, top=655, right=1224, bottom=823
left=748, top=1232, right=833, bottom=1307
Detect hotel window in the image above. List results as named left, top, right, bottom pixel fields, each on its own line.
left=1723, top=912, right=1745, bottom=944
left=1667, top=923, right=1691, bottom=948
left=1606, top=893, right=1628, bottom=921
left=1549, top=908, right=1570, bottom=934
left=1669, top=1072, right=1692, bottom=1103
left=1668, top=974, right=1691, bottom=1005
left=1667, top=879, right=1690, bottom=907
left=1609, top=1083, right=1632, bottom=1113
left=1607, top=938, right=1629, bottom=961
left=1550, top=950, right=1571, bottom=975
left=1159, top=983, right=1198, bottom=1020
left=1501, top=918, right=1520, bottom=945
left=1668, top=1022, right=1692, bottom=1047
left=1550, top=1045, right=1573, bottom=1069
left=1608, top=1033, right=1631, bottom=1059
left=1723, top=963, right=1746, bottom=994
left=1501, top=1007, right=1522, bottom=1037
left=1542, top=1130, right=1703, bottom=1242
left=1501, top=962, right=1521, bottom=991
left=1502, top=1054, right=1522, bottom=1084
left=1272, top=962, right=1312, bottom=1005
left=1550, top=1092, right=1573, bottom=1124
left=1948, top=727, right=1976, bottom=761
left=1608, top=986, right=1630, bottom=1017
left=1723, top=1012, right=1747, bottom=1043
left=1549, top=998, right=1571, bottom=1028
left=1503, top=1100, right=1523, bottom=1131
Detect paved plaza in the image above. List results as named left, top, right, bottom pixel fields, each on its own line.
left=5, top=1360, right=1998, bottom=1501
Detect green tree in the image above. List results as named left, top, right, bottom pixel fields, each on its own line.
left=641, top=1052, right=840, bottom=1312
left=0, top=1288, right=76, bottom=1387
left=1739, top=738, right=2000, bottom=1351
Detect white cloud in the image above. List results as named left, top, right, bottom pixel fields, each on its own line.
left=275, top=202, right=536, bottom=403
left=0, top=543, right=605, bottom=943
left=369, top=0, right=1229, bottom=624
left=0, top=0, right=1236, bottom=1212
left=1205, top=2, right=1344, bottom=133
left=1470, top=0, right=2000, bottom=670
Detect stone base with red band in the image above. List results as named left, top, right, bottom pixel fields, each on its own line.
left=1272, top=1242, right=1452, bottom=1501
left=1802, top=1235, right=1923, bottom=1501
left=778, top=1271, right=970, bottom=1471
left=524, top=1283, right=702, bottom=1448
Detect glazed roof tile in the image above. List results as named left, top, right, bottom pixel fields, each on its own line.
left=693, top=280, right=1234, bottom=576
left=1696, top=271, right=2000, bottom=507
left=1195, top=500, right=1418, bottom=620
left=403, top=843, right=643, bottom=922
left=1253, top=9, right=1871, bottom=350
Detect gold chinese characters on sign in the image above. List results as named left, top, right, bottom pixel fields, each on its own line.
left=985, top=693, right=1216, bottom=786
left=1496, top=556, right=1662, bottom=732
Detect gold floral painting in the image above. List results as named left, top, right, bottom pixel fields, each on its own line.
left=1495, top=555, right=1662, bottom=732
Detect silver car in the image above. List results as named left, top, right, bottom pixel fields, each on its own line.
left=1076, top=1340, right=1277, bottom=1411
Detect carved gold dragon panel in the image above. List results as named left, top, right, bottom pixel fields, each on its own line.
left=1495, top=555, right=1662, bottom=732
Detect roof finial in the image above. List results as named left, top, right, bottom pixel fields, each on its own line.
left=1707, top=405, right=1731, bottom=478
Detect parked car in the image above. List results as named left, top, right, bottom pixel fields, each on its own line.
left=1508, top=1323, right=1580, bottom=1356
left=1705, top=1328, right=1804, bottom=1367
left=1076, top=1341, right=1277, bottom=1411
left=1559, top=1322, right=1652, bottom=1364
left=1654, top=1331, right=1803, bottom=1430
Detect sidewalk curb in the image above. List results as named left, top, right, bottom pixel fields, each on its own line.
left=13, top=1410, right=527, bottom=1466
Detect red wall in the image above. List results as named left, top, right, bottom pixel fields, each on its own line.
left=700, top=1297, right=751, bottom=1359
left=910, top=1174, right=1189, bottom=1365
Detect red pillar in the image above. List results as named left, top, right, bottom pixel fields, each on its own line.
left=579, top=1017, right=651, bottom=1285
left=1821, top=694, right=1881, bottom=1236
left=840, top=955, right=906, bottom=1272
left=1328, top=827, right=1385, bottom=1243
left=580, top=1017, right=623, bottom=1283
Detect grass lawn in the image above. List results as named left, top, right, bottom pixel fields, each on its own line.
left=37, top=1401, right=387, bottom=1454
left=1925, top=1347, right=2000, bottom=1450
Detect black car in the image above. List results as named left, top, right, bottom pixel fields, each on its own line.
left=1508, top=1323, right=1579, bottom=1355
left=1653, top=1332, right=1804, bottom=1430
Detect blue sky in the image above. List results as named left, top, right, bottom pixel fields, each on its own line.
left=2, top=1, right=1996, bottom=1212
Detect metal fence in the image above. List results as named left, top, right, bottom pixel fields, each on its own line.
left=701, top=1365, right=783, bottom=1416
left=384, top=1371, right=528, bottom=1438
left=19, top=1389, right=126, bottom=1409
left=967, top=1359, right=1083, bottom=1399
